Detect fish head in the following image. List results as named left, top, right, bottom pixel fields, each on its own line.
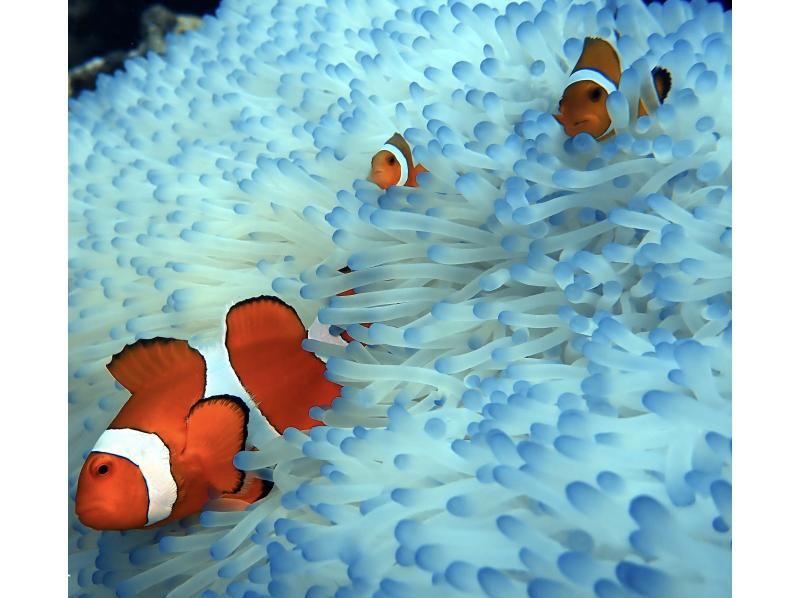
left=369, top=133, right=414, bottom=189
left=75, top=451, right=150, bottom=530
left=369, top=149, right=404, bottom=189
left=555, top=37, right=622, bottom=139
left=555, top=80, right=612, bottom=139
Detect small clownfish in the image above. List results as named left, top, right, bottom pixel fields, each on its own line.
left=75, top=296, right=341, bottom=531
left=369, top=133, right=428, bottom=189
left=554, top=37, right=672, bottom=140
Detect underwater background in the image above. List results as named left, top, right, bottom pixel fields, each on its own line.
left=67, top=0, right=733, bottom=596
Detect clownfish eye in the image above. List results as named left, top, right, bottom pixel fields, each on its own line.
left=589, top=87, right=602, bottom=102
left=98, top=464, right=109, bottom=475
left=388, top=156, right=397, bottom=165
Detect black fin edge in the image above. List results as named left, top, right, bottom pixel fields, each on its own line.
left=106, top=337, right=207, bottom=398
left=223, top=295, right=310, bottom=389
left=257, top=479, right=274, bottom=501
left=651, top=66, right=672, bottom=103
left=226, top=295, right=306, bottom=334
left=190, top=394, right=250, bottom=494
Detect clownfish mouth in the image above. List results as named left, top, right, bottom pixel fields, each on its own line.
left=563, top=122, right=589, bottom=137
left=561, top=117, right=603, bottom=138
left=554, top=113, right=592, bottom=136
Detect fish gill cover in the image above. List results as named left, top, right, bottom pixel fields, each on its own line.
left=68, top=0, right=731, bottom=596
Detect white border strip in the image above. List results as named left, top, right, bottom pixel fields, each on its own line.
left=567, top=68, right=618, bottom=94
left=92, top=428, right=178, bottom=526
left=307, top=316, right=348, bottom=362
left=201, top=341, right=280, bottom=441
left=379, top=143, right=409, bottom=186
left=308, top=316, right=348, bottom=347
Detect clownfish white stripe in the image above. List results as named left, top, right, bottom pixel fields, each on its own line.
left=307, top=316, right=348, bottom=362
left=379, top=143, right=409, bottom=186
left=566, top=68, right=618, bottom=95
left=199, top=344, right=279, bottom=441
left=91, top=428, right=177, bottom=526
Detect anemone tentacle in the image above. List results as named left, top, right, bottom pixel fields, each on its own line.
left=69, top=0, right=731, bottom=595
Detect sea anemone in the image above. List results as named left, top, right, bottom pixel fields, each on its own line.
left=68, top=0, right=731, bottom=596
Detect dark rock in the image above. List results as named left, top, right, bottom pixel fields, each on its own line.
left=68, top=0, right=218, bottom=97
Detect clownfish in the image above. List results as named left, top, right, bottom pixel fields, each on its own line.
left=307, top=266, right=370, bottom=348
left=369, top=133, right=428, bottom=189
left=554, top=37, right=672, bottom=140
left=75, top=296, right=341, bottom=531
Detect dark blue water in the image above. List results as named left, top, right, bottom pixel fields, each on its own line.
left=69, top=0, right=731, bottom=71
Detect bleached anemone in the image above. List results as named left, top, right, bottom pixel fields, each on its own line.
left=68, top=0, right=731, bottom=596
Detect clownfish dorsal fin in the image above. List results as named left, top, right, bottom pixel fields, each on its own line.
left=573, top=37, right=622, bottom=86
left=107, top=337, right=206, bottom=396
left=651, top=67, right=672, bottom=103
left=184, top=395, right=249, bottom=494
left=225, top=296, right=341, bottom=433
left=386, top=132, right=414, bottom=168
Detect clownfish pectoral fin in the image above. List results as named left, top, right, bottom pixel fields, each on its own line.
left=652, top=67, right=672, bottom=103
left=107, top=337, right=206, bottom=397
left=225, top=296, right=341, bottom=434
left=185, top=395, right=249, bottom=494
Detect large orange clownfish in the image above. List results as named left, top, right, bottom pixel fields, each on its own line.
left=75, top=296, right=341, bottom=531
left=369, top=133, right=428, bottom=189
left=554, top=37, right=672, bottom=140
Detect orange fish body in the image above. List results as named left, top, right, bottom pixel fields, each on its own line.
left=75, top=296, right=341, bottom=531
left=316, top=133, right=428, bottom=344
left=369, top=133, right=427, bottom=189
left=554, top=37, right=671, bottom=140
